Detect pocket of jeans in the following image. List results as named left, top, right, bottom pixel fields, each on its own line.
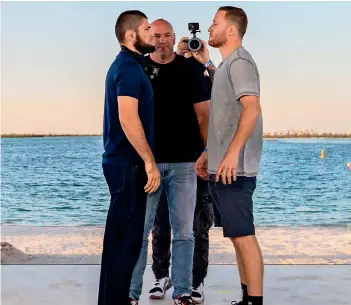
left=102, top=165, right=128, bottom=193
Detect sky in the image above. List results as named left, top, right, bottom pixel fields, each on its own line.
left=1, top=1, right=351, bottom=134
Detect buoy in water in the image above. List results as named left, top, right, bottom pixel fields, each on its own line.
left=347, top=162, right=351, bottom=169
left=320, top=148, right=325, bottom=159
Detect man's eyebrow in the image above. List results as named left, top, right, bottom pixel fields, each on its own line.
left=153, top=31, right=172, bottom=35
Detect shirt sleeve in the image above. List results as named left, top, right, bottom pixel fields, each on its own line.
left=116, top=61, right=142, bottom=100
left=229, top=59, right=259, bottom=100
left=187, top=61, right=211, bottom=104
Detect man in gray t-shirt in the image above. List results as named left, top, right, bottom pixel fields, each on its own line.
left=185, top=6, right=264, bottom=305
left=207, top=46, right=263, bottom=177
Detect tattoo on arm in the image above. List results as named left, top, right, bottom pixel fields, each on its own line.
left=206, top=64, right=216, bottom=82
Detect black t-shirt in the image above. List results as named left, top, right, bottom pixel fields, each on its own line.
left=144, top=54, right=211, bottom=163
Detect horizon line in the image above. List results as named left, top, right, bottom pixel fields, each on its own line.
left=1, top=132, right=351, bottom=139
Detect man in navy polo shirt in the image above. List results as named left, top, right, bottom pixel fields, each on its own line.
left=98, top=10, right=161, bottom=305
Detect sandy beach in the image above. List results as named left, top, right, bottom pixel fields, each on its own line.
left=1, top=225, right=350, bottom=265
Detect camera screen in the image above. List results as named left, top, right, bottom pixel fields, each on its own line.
left=188, top=22, right=199, bottom=31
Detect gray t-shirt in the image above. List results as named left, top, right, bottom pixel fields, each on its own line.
left=207, top=47, right=263, bottom=177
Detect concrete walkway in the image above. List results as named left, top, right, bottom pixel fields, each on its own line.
left=1, top=265, right=350, bottom=305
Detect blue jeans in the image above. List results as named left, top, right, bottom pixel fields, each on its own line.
left=151, top=177, right=214, bottom=288
left=130, top=162, right=197, bottom=300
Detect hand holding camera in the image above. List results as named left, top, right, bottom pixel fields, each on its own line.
left=176, top=23, right=211, bottom=65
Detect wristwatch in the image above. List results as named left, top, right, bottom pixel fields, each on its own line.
left=204, top=59, right=213, bottom=68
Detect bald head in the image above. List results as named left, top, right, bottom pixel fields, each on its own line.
left=151, top=19, right=174, bottom=33
left=150, top=18, right=176, bottom=61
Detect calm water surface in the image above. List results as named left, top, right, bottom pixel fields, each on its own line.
left=1, top=136, right=350, bottom=227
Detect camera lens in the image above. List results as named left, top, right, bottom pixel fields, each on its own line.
left=188, top=38, right=201, bottom=52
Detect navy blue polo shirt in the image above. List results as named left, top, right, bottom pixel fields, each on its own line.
left=102, top=49, right=154, bottom=165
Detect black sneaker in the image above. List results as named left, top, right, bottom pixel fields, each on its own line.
left=174, top=294, right=193, bottom=305
left=231, top=301, right=243, bottom=305
left=191, top=283, right=204, bottom=304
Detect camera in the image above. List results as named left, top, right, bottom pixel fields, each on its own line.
left=186, top=22, right=202, bottom=52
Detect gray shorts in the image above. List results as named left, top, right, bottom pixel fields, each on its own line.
left=209, top=175, right=256, bottom=238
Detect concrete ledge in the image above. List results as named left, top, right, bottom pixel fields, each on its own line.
left=1, top=265, right=350, bottom=305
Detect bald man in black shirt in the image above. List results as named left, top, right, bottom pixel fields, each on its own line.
left=145, top=22, right=214, bottom=305
left=128, top=19, right=212, bottom=305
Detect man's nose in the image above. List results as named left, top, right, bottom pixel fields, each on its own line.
left=159, top=36, right=166, bottom=43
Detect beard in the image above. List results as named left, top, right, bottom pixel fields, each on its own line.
left=208, top=32, right=227, bottom=48
left=134, top=33, right=156, bottom=54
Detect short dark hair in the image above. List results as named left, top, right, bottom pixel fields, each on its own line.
left=115, top=10, right=147, bottom=43
left=218, top=6, right=248, bottom=38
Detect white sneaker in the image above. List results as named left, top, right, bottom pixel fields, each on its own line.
left=148, top=277, right=172, bottom=299
left=191, top=283, right=204, bottom=304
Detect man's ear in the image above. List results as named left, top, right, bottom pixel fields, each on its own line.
left=125, top=29, right=135, bottom=42
left=227, top=24, right=237, bottom=37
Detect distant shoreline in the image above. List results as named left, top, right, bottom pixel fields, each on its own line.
left=1, top=223, right=350, bottom=228
left=1, top=133, right=351, bottom=139
left=0, top=134, right=102, bottom=138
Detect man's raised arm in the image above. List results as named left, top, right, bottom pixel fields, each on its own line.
left=176, top=37, right=217, bottom=82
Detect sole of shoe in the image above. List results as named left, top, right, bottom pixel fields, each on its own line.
left=149, top=295, right=164, bottom=300
left=192, top=297, right=204, bottom=304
